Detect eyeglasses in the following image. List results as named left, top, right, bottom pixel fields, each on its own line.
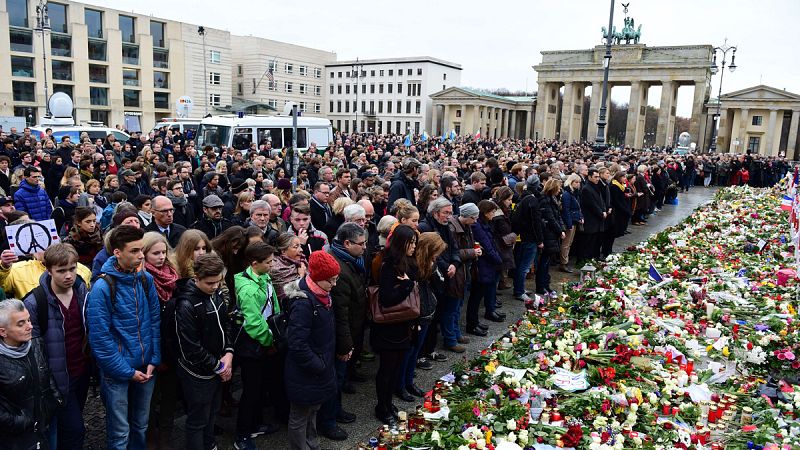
left=349, top=240, right=367, bottom=247
left=154, top=208, right=175, bottom=214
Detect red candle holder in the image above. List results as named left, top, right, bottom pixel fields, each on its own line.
left=666, top=351, right=673, bottom=364
left=686, top=359, right=694, bottom=374
left=662, top=403, right=671, bottom=415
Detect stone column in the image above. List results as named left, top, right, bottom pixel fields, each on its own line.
left=490, top=107, right=497, bottom=138
left=625, top=81, right=647, bottom=148
left=587, top=81, right=606, bottom=143
left=787, top=109, right=800, bottom=159
left=736, top=108, right=749, bottom=154
left=689, top=81, right=708, bottom=144
left=499, top=109, right=507, bottom=138
left=442, top=104, right=450, bottom=135
left=764, top=109, right=779, bottom=156
left=560, top=82, right=576, bottom=142
left=472, top=105, right=480, bottom=136
left=656, top=81, right=676, bottom=147
left=525, top=110, right=533, bottom=139
left=509, top=110, right=517, bottom=139
left=716, top=108, right=730, bottom=151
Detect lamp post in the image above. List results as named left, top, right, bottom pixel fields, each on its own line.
left=351, top=58, right=364, bottom=134
left=198, top=26, right=208, bottom=116
left=594, top=0, right=615, bottom=152
left=34, top=0, right=51, bottom=117
left=708, top=39, right=737, bottom=153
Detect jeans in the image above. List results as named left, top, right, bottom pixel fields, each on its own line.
left=535, top=252, right=552, bottom=293
left=177, top=368, right=221, bottom=450
left=439, top=296, right=463, bottom=347
left=397, top=322, right=430, bottom=390
left=100, top=372, right=156, bottom=450
left=513, top=242, right=539, bottom=297
left=466, top=273, right=500, bottom=328
left=317, top=358, right=348, bottom=433
left=49, top=373, right=90, bottom=450
left=288, top=402, right=321, bottom=450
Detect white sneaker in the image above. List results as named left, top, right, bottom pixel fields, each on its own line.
left=514, top=293, right=533, bottom=302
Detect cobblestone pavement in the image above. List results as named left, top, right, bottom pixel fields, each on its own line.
left=82, top=186, right=718, bottom=449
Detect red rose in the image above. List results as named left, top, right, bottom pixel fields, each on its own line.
left=561, top=424, right=584, bottom=447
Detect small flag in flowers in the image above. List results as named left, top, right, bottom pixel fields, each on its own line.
left=648, top=262, right=663, bottom=282
left=781, top=195, right=793, bottom=211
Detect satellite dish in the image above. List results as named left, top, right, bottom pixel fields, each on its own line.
left=176, top=96, right=194, bottom=118
left=49, top=92, right=73, bottom=118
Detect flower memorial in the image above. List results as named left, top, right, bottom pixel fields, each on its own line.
left=380, top=186, right=800, bottom=450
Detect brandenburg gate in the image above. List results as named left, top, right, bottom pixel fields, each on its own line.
left=533, top=44, right=714, bottom=148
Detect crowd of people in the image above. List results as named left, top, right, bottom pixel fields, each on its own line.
left=0, top=124, right=795, bottom=450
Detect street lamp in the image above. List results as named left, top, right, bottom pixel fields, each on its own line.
left=594, top=0, right=615, bottom=153
left=350, top=58, right=364, bottom=134
left=198, top=26, right=208, bottom=116
left=34, top=0, right=51, bottom=117
left=708, top=39, right=737, bottom=153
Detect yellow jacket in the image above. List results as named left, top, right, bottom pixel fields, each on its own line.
left=0, top=259, right=92, bottom=299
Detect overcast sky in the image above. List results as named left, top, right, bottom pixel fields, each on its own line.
left=86, top=0, right=798, bottom=117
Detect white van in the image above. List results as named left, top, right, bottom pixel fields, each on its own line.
left=151, top=118, right=202, bottom=137
left=195, top=115, right=333, bottom=154
left=30, top=121, right=129, bottom=144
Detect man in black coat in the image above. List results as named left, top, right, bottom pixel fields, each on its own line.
left=387, top=158, right=421, bottom=208
left=309, top=182, right=333, bottom=231
left=146, top=195, right=186, bottom=248
left=191, top=195, right=233, bottom=240
left=511, top=175, right=544, bottom=302
left=578, top=168, right=607, bottom=261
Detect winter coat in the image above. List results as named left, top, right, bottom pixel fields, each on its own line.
left=175, top=279, right=234, bottom=379
left=144, top=221, right=186, bottom=248
left=490, top=210, right=516, bottom=270
left=610, top=181, right=633, bottom=238
left=471, top=220, right=503, bottom=283
left=370, top=262, right=417, bottom=352
left=329, top=248, right=367, bottom=355
left=539, top=195, right=566, bottom=256
left=63, top=227, right=103, bottom=267
left=514, top=191, right=545, bottom=244
left=580, top=182, right=606, bottom=234
left=191, top=215, right=233, bottom=240
left=233, top=267, right=281, bottom=359
left=270, top=254, right=306, bottom=304
left=561, top=187, right=583, bottom=229
left=418, top=215, right=462, bottom=292
left=387, top=172, right=419, bottom=207
left=13, top=179, right=53, bottom=221
left=284, top=278, right=336, bottom=406
left=87, top=256, right=161, bottom=381
left=0, top=259, right=91, bottom=300
left=0, top=338, right=63, bottom=450
left=23, top=272, right=90, bottom=397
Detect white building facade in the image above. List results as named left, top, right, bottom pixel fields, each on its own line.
left=325, top=57, right=461, bottom=135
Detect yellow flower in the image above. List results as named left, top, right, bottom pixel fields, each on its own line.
left=485, top=430, right=492, bottom=442
left=706, top=345, right=714, bottom=353
left=780, top=328, right=788, bottom=336
left=788, top=305, right=797, bottom=316
left=722, top=347, right=730, bottom=357
left=485, top=364, right=496, bottom=374
left=558, top=306, right=566, bottom=314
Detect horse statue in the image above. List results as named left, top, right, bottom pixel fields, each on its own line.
left=601, top=26, right=621, bottom=45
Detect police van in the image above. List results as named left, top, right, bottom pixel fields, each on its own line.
left=196, top=113, right=333, bottom=155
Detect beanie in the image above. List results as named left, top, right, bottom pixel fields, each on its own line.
left=112, top=209, right=140, bottom=228
left=308, top=250, right=340, bottom=282
left=460, top=202, right=479, bottom=218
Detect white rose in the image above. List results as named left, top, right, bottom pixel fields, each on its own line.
left=507, top=419, right=517, bottom=430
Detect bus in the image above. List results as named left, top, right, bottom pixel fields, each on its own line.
left=195, top=115, right=333, bottom=154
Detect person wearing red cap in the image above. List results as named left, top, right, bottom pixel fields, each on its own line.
left=283, top=250, right=340, bottom=450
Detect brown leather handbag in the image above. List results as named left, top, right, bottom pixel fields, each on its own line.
left=368, top=282, right=421, bottom=324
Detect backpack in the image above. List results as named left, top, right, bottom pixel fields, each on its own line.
left=511, top=195, right=531, bottom=235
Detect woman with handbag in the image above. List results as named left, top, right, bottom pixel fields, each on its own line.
left=372, top=225, right=419, bottom=426
left=232, top=242, right=284, bottom=450
left=284, top=251, right=340, bottom=450
left=491, top=187, right=517, bottom=288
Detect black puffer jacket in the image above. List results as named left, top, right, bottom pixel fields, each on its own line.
left=0, top=338, right=63, bottom=450
left=175, top=279, right=234, bottom=379
left=539, top=195, right=566, bottom=256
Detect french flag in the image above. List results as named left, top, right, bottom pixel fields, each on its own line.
left=649, top=262, right=663, bottom=282
left=781, top=195, right=793, bottom=211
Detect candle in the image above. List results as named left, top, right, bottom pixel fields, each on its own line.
left=666, top=351, right=673, bottom=364
left=687, top=359, right=695, bottom=374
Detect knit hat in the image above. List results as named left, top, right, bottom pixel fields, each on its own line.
left=231, top=180, right=249, bottom=195
left=460, top=202, right=479, bottom=218
left=526, top=174, right=541, bottom=190
left=308, top=250, right=340, bottom=282
left=112, top=209, right=140, bottom=228
left=276, top=178, right=292, bottom=191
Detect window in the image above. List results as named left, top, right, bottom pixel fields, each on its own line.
left=122, top=44, right=139, bottom=65
left=285, top=82, right=293, bottom=93
left=301, top=84, right=308, bottom=95
left=85, top=9, right=103, bottom=38
left=231, top=128, right=252, bottom=150
left=268, top=60, right=277, bottom=72
left=10, top=29, right=33, bottom=52
left=314, top=68, right=321, bottom=78
left=314, top=103, right=321, bottom=114
left=153, top=71, right=169, bottom=89
left=283, top=128, right=307, bottom=148
left=122, top=69, right=139, bottom=86
left=209, top=94, right=221, bottom=106
left=237, top=65, right=243, bottom=76
left=362, top=84, right=366, bottom=95
left=48, top=3, right=68, bottom=33
left=406, top=101, right=411, bottom=114
left=88, top=40, right=106, bottom=61
left=443, top=84, right=446, bottom=90
left=396, top=122, right=401, bottom=134
left=388, top=84, right=393, bottom=94
left=362, top=101, right=366, bottom=113
left=209, top=72, right=221, bottom=85
left=389, top=69, right=393, bottom=76
left=330, top=71, right=334, bottom=78
left=329, top=101, right=333, bottom=112
left=752, top=115, right=763, bottom=126
left=150, top=21, right=165, bottom=48
left=415, top=101, right=421, bottom=114
left=236, top=82, right=243, bottom=95
left=329, top=85, right=334, bottom=95
left=299, top=65, right=307, bottom=76
left=299, top=102, right=307, bottom=112
left=337, top=72, right=342, bottom=78
left=443, top=73, right=447, bottom=80
left=456, top=109, right=461, bottom=118
left=408, top=83, right=413, bottom=96
left=380, top=70, right=384, bottom=76
left=209, top=50, right=221, bottom=64
left=417, top=68, right=422, bottom=75
left=8, top=0, right=29, bottom=27
left=154, top=92, right=169, bottom=109
left=53, top=84, right=72, bottom=100
left=50, top=34, right=71, bottom=57
left=123, top=89, right=140, bottom=107
left=414, top=122, right=420, bottom=134
left=748, top=136, right=760, bottom=153
left=314, top=85, right=321, bottom=96
left=387, top=101, right=392, bottom=113
left=12, top=81, right=35, bottom=102
left=119, top=15, right=135, bottom=43
left=369, top=101, right=374, bottom=114
left=396, top=101, right=402, bottom=113
left=88, top=64, right=107, bottom=83
left=370, top=70, right=375, bottom=76
left=398, top=83, right=402, bottom=94
left=11, top=56, right=34, bottom=77
left=378, top=101, right=383, bottom=114
left=336, top=101, right=341, bottom=113
left=285, top=63, right=293, bottom=74
left=370, top=84, right=375, bottom=94
left=379, top=84, right=384, bottom=94
left=51, top=60, right=72, bottom=80
left=337, top=84, right=342, bottom=95
left=89, top=110, right=108, bottom=125
left=345, top=84, right=350, bottom=94
left=153, top=48, right=168, bottom=68
left=90, top=87, right=108, bottom=106
left=268, top=99, right=278, bottom=109
left=407, top=69, right=412, bottom=75
left=344, top=101, right=349, bottom=113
